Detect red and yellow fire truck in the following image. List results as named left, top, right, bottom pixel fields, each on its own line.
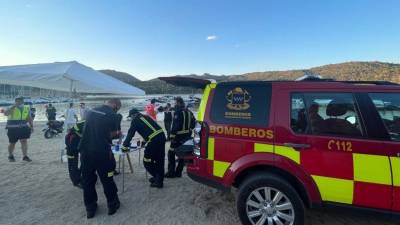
left=161, top=76, right=400, bottom=225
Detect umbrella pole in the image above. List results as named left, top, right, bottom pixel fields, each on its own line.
left=69, top=80, right=73, bottom=99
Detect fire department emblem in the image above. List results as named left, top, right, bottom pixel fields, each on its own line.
left=226, top=87, right=251, bottom=111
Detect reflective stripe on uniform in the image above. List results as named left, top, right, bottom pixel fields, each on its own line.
left=312, top=175, right=354, bottom=204
left=140, top=117, right=157, bottom=132
left=182, top=111, right=186, bottom=133
left=148, top=129, right=164, bottom=141
left=143, top=157, right=152, bottom=162
left=6, top=124, right=28, bottom=128
left=213, top=160, right=231, bottom=178
left=90, top=109, right=106, bottom=115
left=140, top=117, right=163, bottom=142
left=197, top=83, right=216, bottom=122
left=390, top=157, right=400, bottom=187
left=177, top=111, right=191, bottom=135
left=177, top=130, right=190, bottom=135
left=107, top=171, right=114, bottom=177
left=353, top=153, right=391, bottom=185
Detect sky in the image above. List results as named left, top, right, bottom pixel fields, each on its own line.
left=0, top=0, right=399, bottom=80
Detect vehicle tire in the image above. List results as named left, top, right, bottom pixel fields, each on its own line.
left=44, top=130, right=54, bottom=139
left=237, top=172, right=304, bottom=225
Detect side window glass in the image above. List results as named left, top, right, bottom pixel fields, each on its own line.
left=291, top=94, right=308, bottom=133
left=369, top=93, right=400, bottom=142
left=303, top=93, right=363, bottom=137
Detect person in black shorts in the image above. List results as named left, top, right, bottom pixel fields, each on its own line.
left=4, top=97, right=33, bottom=162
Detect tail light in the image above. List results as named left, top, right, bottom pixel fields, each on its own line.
left=193, top=122, right=209, bottom=158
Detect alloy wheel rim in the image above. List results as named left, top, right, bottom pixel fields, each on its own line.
left=246, top=187, right=295, bottom=225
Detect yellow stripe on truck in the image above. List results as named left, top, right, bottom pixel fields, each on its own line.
left=213, top=160, right=231, bottom=178
left=254, top=143, right=300, bottom=164
left=353, top=153, right=391, bottom=185
left=390, top=157, right=400, bottom=187
left=275, top=145, right=300, bottom=164
left=254, top=143, right=274, bottom=153
left=312, top=175, right=354, bottom=204
left=197, top=83, right=216, bottom=122
left=208, top=137, right=215, bottom=160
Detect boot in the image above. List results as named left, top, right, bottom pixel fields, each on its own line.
left=150, top=182, right=163, bottom=188
left=108, top=197, right=120, bottom=215
left=175, top=159, right=184, bottom=178
left=8, top=155, right=15, bottom=162
left=86, top=203, right=98, bottom=219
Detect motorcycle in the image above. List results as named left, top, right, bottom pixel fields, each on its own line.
left=43, top=120, right=64, bottom=139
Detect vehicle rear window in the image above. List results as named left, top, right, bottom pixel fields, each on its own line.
left=369, top=93, right=400, bottom=142
left=210, top=82, right=271, bottom=126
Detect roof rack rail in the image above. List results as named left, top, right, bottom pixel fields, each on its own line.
left=339, top=80, right=399, bottom=85
left=295, top=75, right=398, bottom=86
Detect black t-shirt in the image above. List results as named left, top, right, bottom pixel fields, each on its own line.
left=46, top=107, right=56, bottom=120
left=164, top=111, right=172, bottom=122
left=78, top=105, right=119, bottom=155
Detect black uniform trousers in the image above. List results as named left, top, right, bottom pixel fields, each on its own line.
left=66, top=135, right=81, bottom=186
left=81, top=151, right=118, bottom=209
left=167, top=140, right=185, bottom=176
left=164, top=121, right=172, bottom=139
left=144, top=135, right=166, bottom=184
left=67, top=151, right=81, bottom=186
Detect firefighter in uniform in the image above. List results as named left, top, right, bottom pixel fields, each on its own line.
left=122, top=108, right=166, bottom=188
left=4, top=97, right=33, bottom=162
left=165, top=97, right=196, bottom=178
left=65, top=120, right=85, bottom=187
left=78, top=99, right=122, bottom=218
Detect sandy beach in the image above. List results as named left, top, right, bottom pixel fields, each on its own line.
left=0, top=121, right=397, bottom=225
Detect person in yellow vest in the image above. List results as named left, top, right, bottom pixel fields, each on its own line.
left=4, top=97, right=33, bottom=162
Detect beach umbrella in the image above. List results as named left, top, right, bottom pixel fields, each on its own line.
left=0, top=61, right=145, bottom=95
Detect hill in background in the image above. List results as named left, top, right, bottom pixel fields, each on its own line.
left=233, top=61, right=400, bottom=83
left=100, top=61, right=400, bottom=94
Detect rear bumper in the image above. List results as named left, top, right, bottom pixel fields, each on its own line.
left=187, top=170, right=230, bottom=192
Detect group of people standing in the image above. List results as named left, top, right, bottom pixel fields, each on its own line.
left=46, top=102, right=89, bottom=127
left=4, top=96, right=195, bottom=218
left=64, top=97, right=195, bottom=218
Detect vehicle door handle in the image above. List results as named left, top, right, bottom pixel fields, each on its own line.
left=283, top=143, right=310, bottom=150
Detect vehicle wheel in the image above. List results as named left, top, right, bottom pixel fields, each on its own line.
left=44, top=130, right=54, bottom=139
left=237, top=173, right=304, bottom=225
